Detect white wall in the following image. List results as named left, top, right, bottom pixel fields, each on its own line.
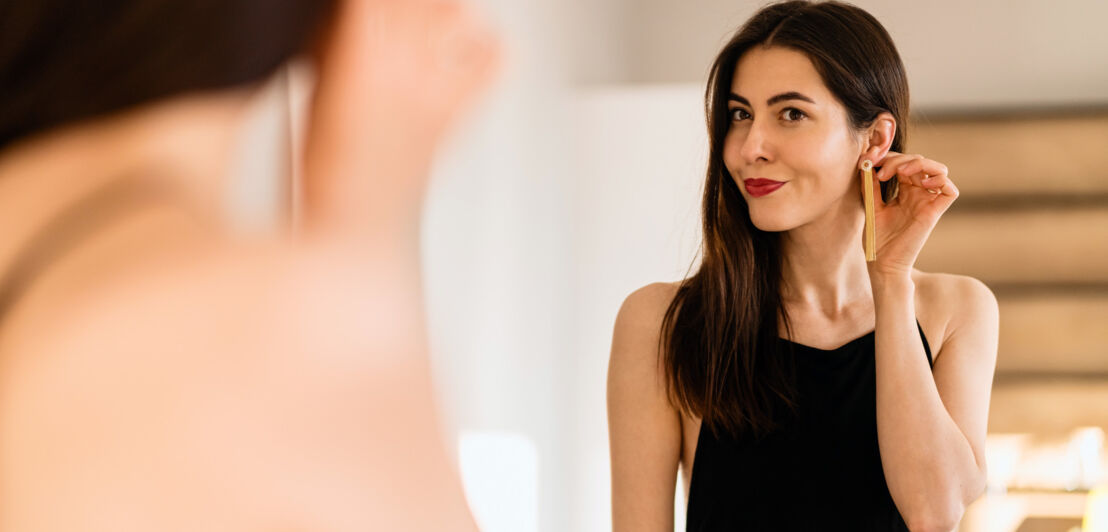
left=571, top=0, right=1108, bottom=110
left=567, top=85, right=708, bottom=531
left=421, top=1, right=577, bottom=530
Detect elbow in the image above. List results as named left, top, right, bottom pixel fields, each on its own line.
left=903, top=491, right=972, bottom=532
left=904, top=465, right=986, bottom=532
left=903, top=495, right=970, bottom=532
left=904, top=510, right=963, bottom=532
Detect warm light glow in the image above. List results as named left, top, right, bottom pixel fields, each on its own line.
left=1085, top=486, right=1108, bottom=531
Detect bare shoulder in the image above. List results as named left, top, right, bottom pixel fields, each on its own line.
left=609, top=281, right=683, bottom=383
left=2, top=240, right=425, bottom=373
left=0, top=242, right=472, bottom=531
left=614, top=281, right=682, bottom=339
left=910, top=269, right=999, bottom=360
left=912, top=269, right=998, bottom=322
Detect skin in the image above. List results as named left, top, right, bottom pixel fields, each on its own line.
left=0, top=1, right=499, bottom=530
left=608, top=46, right=998, bottom=532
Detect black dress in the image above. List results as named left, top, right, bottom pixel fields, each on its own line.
left=685, top=321, right=933, bottom=531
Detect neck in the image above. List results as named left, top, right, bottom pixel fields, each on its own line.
left=0, top=88, right=257, bottom=263
left=4, top=88, right=254, bottom=201
left=779, top=196, right=873, bottom=318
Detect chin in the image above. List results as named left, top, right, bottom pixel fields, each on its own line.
left=744, top=208, right=797, bottom=232
left=748, top=214, right=793, bottom=233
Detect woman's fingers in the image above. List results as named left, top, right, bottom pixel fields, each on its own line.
left=302, top=0, right=501, bottom=238
left=873, top=152, right=908, bottom=181
left=875, top=153, right=920, bottom=181
left=897, top=157, right=948, bottom=181
left=922, top=173, right=960, bottom=199
left=876, top=153, right=951, bottom=193
left=869, top=152, right=959, bottom=218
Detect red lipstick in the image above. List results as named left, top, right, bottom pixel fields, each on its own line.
left=743, top=178, right=785, bottom=198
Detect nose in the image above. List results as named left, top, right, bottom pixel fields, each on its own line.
left=737, top=118, right=772, bottom=165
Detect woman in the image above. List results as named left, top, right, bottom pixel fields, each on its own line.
left=0, top=1, right=498, bottom=530
left=607, top=2, right=998, bottom=531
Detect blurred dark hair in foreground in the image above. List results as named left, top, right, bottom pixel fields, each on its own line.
left=0, top=0, right=337, bottom=151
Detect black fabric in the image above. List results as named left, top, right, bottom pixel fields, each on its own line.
left=686, top=321, right=933, bottom=531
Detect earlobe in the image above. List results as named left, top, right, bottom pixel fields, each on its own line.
left=861, top=145, right=883, bottom=169
left=858, top=145, right=882, bottom=171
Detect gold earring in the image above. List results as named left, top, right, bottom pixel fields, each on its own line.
left=861, top=160, right=876, bottom=262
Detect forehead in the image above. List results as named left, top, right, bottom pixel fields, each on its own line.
left=730, top=46, right=832, bottom=103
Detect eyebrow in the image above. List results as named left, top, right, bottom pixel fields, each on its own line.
left=728, top=91, right=816, bottom=107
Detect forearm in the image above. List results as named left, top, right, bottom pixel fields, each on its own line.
left=871, top=275, right=983, bottom=531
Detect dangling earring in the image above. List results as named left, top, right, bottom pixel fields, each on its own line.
left=861, top=160, right=876, bottom=262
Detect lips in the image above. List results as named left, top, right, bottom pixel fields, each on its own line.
left=743, top=178, right=785, bottom=198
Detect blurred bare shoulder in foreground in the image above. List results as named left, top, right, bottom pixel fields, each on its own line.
left=0, top=233, right=468, bottom=531
left=0, top=0, right=499, bottom=530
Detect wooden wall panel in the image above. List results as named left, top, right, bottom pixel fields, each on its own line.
left=989, top=380, right=1108, bottom=434
left=910, top=113, right=1108, bottom=196
left=917, top=208, right=1108, bottom=284
left=996, top=294, right=1108, bottom=373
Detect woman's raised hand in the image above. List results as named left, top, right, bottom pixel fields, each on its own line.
left=867, top=151, right=960, bottom=278
left=303, top=0, right=501, bottom=242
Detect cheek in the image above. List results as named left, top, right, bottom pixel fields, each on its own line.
left=792, top=128, right=838, bottom=165
left=721, top=129, right=744, bottom=174
left=792, top=128, right=857, bottom=188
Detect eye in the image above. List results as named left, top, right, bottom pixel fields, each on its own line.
left=781, top=107, right=807, bottom=122
left=730, top=107, right=751, bottom=122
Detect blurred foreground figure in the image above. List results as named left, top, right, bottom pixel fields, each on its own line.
left=0, top=1, right=499, bottom=530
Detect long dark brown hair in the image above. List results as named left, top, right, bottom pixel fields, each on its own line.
left=0, top=0, right=337, bottom=151
left=661, top=0, right=910, bottom=438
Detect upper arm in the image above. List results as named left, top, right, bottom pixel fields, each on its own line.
left=607, top=282, right=683, bottom=532
left=930, top=275, right=1000, bottom=480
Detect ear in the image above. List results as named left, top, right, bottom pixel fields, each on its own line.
left=859, top=111, right=896, bottom=168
